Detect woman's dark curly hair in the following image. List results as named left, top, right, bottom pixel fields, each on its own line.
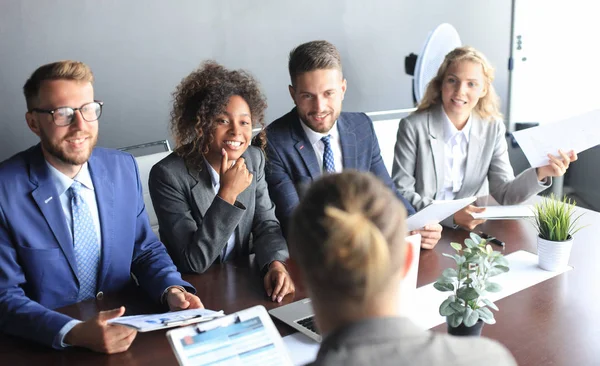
left=170, top=61, right=267, bottom=170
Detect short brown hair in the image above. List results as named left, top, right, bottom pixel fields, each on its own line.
left=171, top=61, right=268, bottom=170
left=288, top=40, right=343, bottom=86
left=289, top=170, right=407, bottom=304
left=23, top=60, right=94, bottom=110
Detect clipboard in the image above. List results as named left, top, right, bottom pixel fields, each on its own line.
left=406, top=196, right=476, bottom=231
left=107, top=308, right=224, bottom=332
left=167, top=305, right=293, bottom=366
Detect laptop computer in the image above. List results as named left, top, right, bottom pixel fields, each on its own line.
left=167, top=305, right=293, bottom=366
left=269, top=234, right=422, bottom=342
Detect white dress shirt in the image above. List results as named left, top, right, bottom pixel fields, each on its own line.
left=203, top=158, right=237, bottom=261
left=439, top=112, right=472, bottom=200
left=299, top=118, right=344, bottom=173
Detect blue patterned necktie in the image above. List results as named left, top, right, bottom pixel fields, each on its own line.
left=70, top=181, right=100, bottom=301
left=321, top=135, right=336, bottom=173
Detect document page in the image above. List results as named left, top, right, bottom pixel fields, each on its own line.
left=471, top=205, right=534, bottom=219
left=174, top=316, right=289, bottom=366
left=107, top=308, right=223, bottom=332
left=512, top=109, right=600, bottom=168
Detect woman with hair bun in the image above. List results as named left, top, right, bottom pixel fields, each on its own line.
left=288, top=170, right=516, bottom=366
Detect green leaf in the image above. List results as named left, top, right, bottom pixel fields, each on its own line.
left=436, top=275, right=454, bottom=284
left=450, top=242, right=462, bottom=252
left=442, top=253, right=460, bottom=263
left=434, top=282, right=455, bottom=292
left=457, top=256, right=466, bottom=266
left=469, top=232, right=483, bottom=245
left=448, top=313, right=464, bottom=328
left=488, top=265, right=509, bottom=277
left=439, top=298, right=457, bottom=316
left=481, top=298, right=499, bottom=311
left=463, top=278, right=473, bottom=285
left=476, top=308, right=496, bottom=324
left=449, top=301, right=466, bottom=313
left=442, top=268, right=458, bottom=278
left=464, top=238, right=476, bottom=249
left=492, top=256, right=509, bottom=267
left=485, top=282, right=502, bottom=292
left=457, top=287, right=479, bottom=301
left=494, top=264, right=509, bottom=272
left=463, top=306, right=480, bottom=327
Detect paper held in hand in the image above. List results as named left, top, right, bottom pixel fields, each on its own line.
left=107, top=308, right=224, bottom=332
left=406, top=196, right=476, bottom=231
left=511, top=108, right=600, bottom=168
left=471, top=205, right=534, bottom=220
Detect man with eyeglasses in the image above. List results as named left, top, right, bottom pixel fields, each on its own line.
left=0, top=60, right=203, bottom=353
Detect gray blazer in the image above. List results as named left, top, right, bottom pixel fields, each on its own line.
left=391, top=104, right=549, bottom=221
left=308, top=317, right=517, bottom=366
left=148, top=146, right=288, bottom=274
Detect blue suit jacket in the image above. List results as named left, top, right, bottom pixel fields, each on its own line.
left=264, top=108, right=415, bottom=235
left=0, top=144, right=193, bottom=347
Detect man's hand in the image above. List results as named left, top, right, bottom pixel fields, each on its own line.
left=411, top=223, right=443, bottom=249
left=166, top=287, right=204, bottom=311
left=454, top=205, right=487, bottom=231
left=64, top=306, right=137, bottom=354
left=218, top=148, right=253, bottom=205
left=264, top=261, right=295, bottom=303
left=537, top=149, right=577, bottom=181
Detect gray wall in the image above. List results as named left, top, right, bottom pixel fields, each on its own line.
left=0, top=0, right=511, bottom=160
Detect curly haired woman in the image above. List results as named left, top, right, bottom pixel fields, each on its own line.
left=149, top=61, right=294, bottom=302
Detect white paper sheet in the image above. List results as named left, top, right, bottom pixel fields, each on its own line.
left=283, top=250, right=573, bottom=365
left=407, top=196, right=476, bottom=231
left=512, top=109, right=600, bottom=168
left=471, top=205, right=534, bottom=220
left=107, top=308, right=223, bottom=332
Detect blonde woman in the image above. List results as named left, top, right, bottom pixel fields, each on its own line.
left=392, top=46, right=576, bottom=230
left=287, top=170, right=516, bottom=366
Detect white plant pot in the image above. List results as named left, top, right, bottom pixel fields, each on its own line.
left=537, top=236, right=573, bottom=271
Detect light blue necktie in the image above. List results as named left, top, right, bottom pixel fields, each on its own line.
left=70, top=181, right=100, bottom=301
left=321, top=135, right=336, bottom=173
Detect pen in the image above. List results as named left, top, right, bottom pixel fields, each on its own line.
left=161, top=315, right=203, bottom=326
left=476, top=231, right=505, bottom=247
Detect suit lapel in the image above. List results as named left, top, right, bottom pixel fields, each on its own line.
left=456, top=113, right=485, bottom=198
left=29, top=146, right=78, bottom=279
left=290, top=111, right=321, bottom=179
left=338, top=115, right=357, bottom=169
left=189, top=162, right=217, bottom=218
left=88, top=151, right=115, bottom=289
left=428, top=106, right=446, bottom=195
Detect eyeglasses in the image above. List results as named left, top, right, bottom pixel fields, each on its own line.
left=31, top=101, right=103, bottom=126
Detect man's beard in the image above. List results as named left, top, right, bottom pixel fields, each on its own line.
left=40, top=128, right=97, bottom=166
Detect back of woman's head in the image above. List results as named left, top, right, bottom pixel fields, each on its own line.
left=289, top=170, right=407, bottom=304
left=417, top=46, right=502, bottom=121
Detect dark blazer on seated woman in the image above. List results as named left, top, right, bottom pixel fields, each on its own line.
left=148, top=145, right=289, bottom=274
left=392, top=104, right=550, bottom=213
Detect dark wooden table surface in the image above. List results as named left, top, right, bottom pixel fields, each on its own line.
left=2, top=202, right=599, bottom=365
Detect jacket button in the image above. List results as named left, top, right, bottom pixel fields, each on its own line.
left=96, top=291, right=104, bottom=300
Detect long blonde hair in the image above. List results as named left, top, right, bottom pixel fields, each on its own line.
left=289, top=171, right=407, bottom=304
left=417, top=46, right=502, bottom=121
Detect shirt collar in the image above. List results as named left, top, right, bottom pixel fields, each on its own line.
left=299, top=117, right=340, bottom=145
left=45, top=161, right=95, bottom=197
left=203, top=157, right=220, bottom=188
left=442, top=110, right=472, bottom=143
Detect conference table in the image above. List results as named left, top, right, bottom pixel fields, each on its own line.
left=2, top=202, right=599, bottom=365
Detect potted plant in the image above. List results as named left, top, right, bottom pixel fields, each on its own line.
left=532, top=194, right=585, bottom=271
left=434, top=233, right=509, bottom=336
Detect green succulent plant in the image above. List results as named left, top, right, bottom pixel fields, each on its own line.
left=434, top=233, right=509, bottom=328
